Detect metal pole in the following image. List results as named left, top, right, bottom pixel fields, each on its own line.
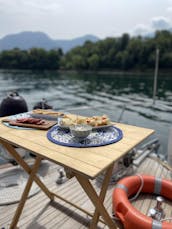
left=153, top=48, right=159, bottom=105
left=167, top=128, right=172, bottom=166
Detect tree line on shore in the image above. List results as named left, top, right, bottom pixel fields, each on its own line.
left=0, top=30, right=172, bottom=71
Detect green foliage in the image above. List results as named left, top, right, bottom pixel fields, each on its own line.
left=0, top=30, right=172, bottom=70
left=0, top=48, right=63, bottom=70
left=64, top=31, right=172, bottom=70
left=88, top=54, right=99, bottom=70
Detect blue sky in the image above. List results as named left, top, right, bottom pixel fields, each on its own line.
left=0, top=0, right=172, bottom=39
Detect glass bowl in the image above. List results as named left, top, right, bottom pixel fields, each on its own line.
left=70, top=124, right=92, bottom=140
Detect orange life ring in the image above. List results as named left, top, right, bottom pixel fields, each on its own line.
left=113, top=175, right=172, bottom=229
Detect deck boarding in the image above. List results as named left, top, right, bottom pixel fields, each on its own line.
left=0, top=156, right=172, bottom=228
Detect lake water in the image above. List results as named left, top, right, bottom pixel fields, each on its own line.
left=0, top=70, right=172, bottom=163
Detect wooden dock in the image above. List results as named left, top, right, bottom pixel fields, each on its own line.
left=0, top=156, right=172, bottom=229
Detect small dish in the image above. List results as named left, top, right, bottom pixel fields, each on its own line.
left=69, top=124, right=92, bottom=140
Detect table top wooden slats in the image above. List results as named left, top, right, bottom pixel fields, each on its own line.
left=0, top=117, right=154, bottom=179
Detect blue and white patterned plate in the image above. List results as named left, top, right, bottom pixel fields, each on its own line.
left=47, top=125, right=123, bottom=148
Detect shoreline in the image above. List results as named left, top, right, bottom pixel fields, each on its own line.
left=0, top=68, right=172, bottom=76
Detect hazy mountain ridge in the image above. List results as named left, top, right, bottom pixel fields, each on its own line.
left=0, top=31, right=99, bottom=53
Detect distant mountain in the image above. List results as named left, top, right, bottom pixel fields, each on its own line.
left=0, top=31, right=99, bottom=53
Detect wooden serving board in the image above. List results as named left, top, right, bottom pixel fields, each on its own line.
left=2, top=119, right=57, bottom=130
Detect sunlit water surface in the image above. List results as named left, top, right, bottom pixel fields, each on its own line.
left=0, top=70, right=172, bottom=163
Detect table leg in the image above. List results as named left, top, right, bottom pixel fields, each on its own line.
left=10, top=156, right=42, bottom=229
left=90, top=163, right=114, bottom=229
left=0, top=141, right=54, bottom=200
left=75, top=170, right=117, bottom=229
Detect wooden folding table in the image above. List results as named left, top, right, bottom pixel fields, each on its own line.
left=0, top=116, right=154, bottom=229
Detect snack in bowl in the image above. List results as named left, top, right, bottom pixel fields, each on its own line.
left=32, top=109, right=65, bottom=116
left=31, top=109, right=67, bottom=120
left=60, top=114, right=111, bottom=128
left=85, top=115, right=110, bottom=127
left=70, top=124, right=92, bottom=140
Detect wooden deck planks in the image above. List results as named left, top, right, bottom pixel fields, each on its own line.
left=19, top=180, right=88, bottom=227
left=137, top=157, right=162, bottom=215
left=0, top=156, right=172, bottom=228
left=132, top=156, right=172, bottom=220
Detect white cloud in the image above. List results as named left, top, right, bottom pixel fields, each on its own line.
left=131, top=16, right=172, bottom=36
left=151, top=16, right=171, bottom=30
left=0, top=0, right=62, bottom=15
left=23, top=1, right=62, bottom=14
left=0, top=0, right=172, bottom=39
left=167, top=6, right=172, bottom=12
left=167, top=0, right=172, bottom=16
left=131, top=24, right=152, bottom=36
